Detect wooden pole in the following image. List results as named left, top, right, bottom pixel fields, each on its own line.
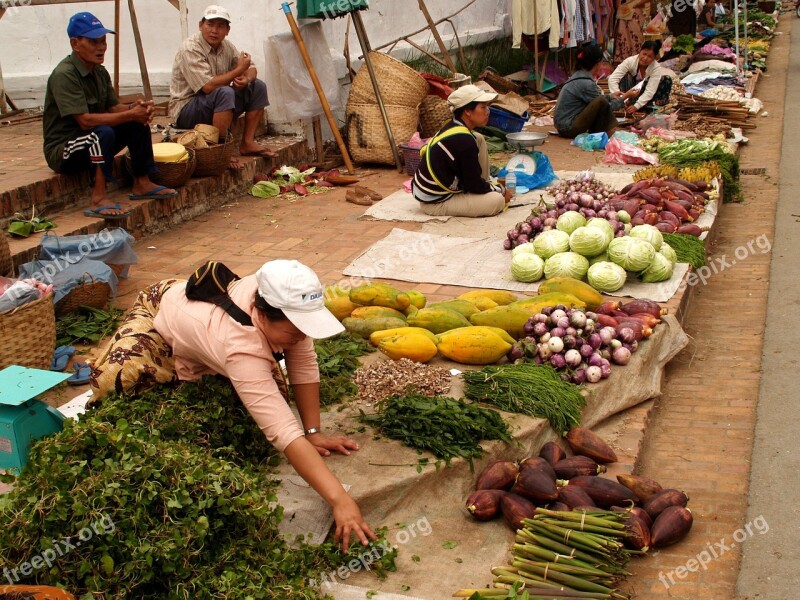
left=281, top=2, right=355, bottom=174
left=179, top=0, right=189, bottom=40
left=114, top=0, right=120, bottom=94
left=372, top=0, right=477, bottom=53
left=416, top=0, right=457, bottom=74
left=0, top=59, right=7, bottom=115
left=127, top=0, right=152, bottom=100
left=351, top=10, right=404, bottom=172
left=533, top=0, right=540, bottom=92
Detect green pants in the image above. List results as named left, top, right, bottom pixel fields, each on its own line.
left=559, top=97, right=617, bottom=138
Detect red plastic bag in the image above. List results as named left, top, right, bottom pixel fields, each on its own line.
left=602, top=137, right=659, bottom=165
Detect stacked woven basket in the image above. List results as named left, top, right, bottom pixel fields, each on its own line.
left=346, top=52, right=427, bottom=165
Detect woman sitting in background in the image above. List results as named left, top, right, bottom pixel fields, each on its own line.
left=554, top=45, right=624, bottom=138
left=608, top=40, right=674, bottom=115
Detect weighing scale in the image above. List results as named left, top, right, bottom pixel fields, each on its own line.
left=0, top=365, right=69, bottom=472
left=504, top=132, right=549, bottom=194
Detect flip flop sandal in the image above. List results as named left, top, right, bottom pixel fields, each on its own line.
left=50, top=345, right=76, bottom=372
left=353, top=186, right=383, bottom=202
left=129, top=185, right=179, bottom=200
left=67, top=362, right=93, bottom=386
left=83, top=204, right=130, bottom=220
left=345, top=189, right=372, bottom=206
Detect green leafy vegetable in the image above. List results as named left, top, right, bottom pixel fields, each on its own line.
left=250, top=180, right=281, bottom=198
left=662, top=233, right=707, bottom=269
left=313, top=332, right=374, bottom=405
left=56, top=305, right=123, bottom=346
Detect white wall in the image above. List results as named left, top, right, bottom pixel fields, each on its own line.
left=1, top=0, right=511, bottom=132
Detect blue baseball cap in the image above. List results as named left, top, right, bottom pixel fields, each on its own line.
left=67, top=12, right=116, bottom=39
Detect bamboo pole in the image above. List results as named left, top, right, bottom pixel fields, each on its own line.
left=416, top=0, right=457, bottom=74
left=114, top=0, right=120, bottom=94
left=179, top=0, right=189, bottom=40
left=372, top=0, right=478, bottom=53
left=351, top=10, right=404, bottom=172
left=281, top=2, right=355, bottom=174
left=127, top=0, right=152, bottom=100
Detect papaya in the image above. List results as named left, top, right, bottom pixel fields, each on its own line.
left=458, top=289, right=518, bottom=306
left=537, top=277, right=604, bottom=310
left=324, top=294, right=361, bottom=321
left=350, top=306, right=407, bottom=321
left=407, top=307, right=471, bottom=334
left=379, top=334, right=439, bottom=363
left=438, top=325, right=516, bottom=346
left=369, top=326, right=438, bottom=346
left=461, top=295, right=498, bottom=311
left=349, top=283, right=411, bottom=310
left=405, top=290, right=427, bottom=309
left=436, top=328, right=512, bottom=365
left=510, top=292, right=586, bottom=313
left=428, top=299, right=480, bottom=318
left=404, top=304, right=419, bottom=318
left=469, top=305, right=539, bottom=339
left=342, top=316, right=407, bottom=338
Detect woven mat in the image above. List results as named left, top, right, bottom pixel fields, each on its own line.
left=360, top=189, right=452, bottom=223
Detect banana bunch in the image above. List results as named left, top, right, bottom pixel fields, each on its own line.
left=632, top=165, right=679, bottom=182
left=678, top=161, right=720, bottom=184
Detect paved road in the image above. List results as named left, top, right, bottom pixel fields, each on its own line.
left=736, top=15, right=800, bottom=599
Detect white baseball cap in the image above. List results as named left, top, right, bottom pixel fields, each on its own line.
left=256, top=260, right=344, bottom=339
left=447, top=84, right=498, bottom=111
left=203, top=5, right=231, bottom=22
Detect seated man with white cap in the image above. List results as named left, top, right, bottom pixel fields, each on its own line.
left=150, top=259, right=376, bottom=551
left=412, top=84, right=511, bottom=218
left=169, top=5, right=275, bottom=165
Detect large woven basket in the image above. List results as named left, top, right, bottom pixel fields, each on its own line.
left=346, top=102, right=419, bottom=165
left=126, top=148, right=196, bottom=189
left=0, top=293, right=56, bottom=370
left=419, top=95, right=452, bottom=138
left=193, top=132, right=235, bottom=178
left=55, top=273, right=111, bottom=317
left=0, top=233, right=11, bottom=277
left=348, top=52, right=428, bottom=108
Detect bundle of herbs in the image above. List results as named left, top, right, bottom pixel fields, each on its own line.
left=0, top=377, right=393, bottom=598
left=463, top=363, right=586, bottom=433
left=56, top=305, right=123, bottom=346
left=359, top=393, right=512, bottom=468
left=662, top=232, right=707, bottom=269
left=313, top=333, right=374, bottom=405
left=657, top=139, right=742, bottom=203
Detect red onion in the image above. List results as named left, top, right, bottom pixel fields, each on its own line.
left=507, top=229, right=518, bottom=240
left=563, top=334, right=577, bottom=349
left=544, top=217, right=557, bottom=227
left=588, top=353, right=604, bottom=367
left=538, top=344, right=553, bottom=360
left=523, top=321, right=537, bottom=336
left=533, top=322, right=549, bottom=337
left=570, top=311, right=587, bottom=328
left=579, top=344, right=594, bottom=358
left=617, top=327, right=637, bottom=344
left=516, top=234, right=529, bottom=244
left=548, top=337, right=565, bottom=353
left=541, top=306, right=555, bottom=316
left=588, top=333, right=602, bottom=350
left=623, top=340, right=639, bottom=353
left=598, top=327, right=614, bottom=346
left=599, top=363, right=612, bottom=378
left=586, top=366, right=602, bottom=383
left=583, top=321, right=596, bottom=334
left=564, top=349, right=582, bottom=367
left=557, top=316, right=570, bottom=329
left=585, top=311, right=598, bottom=321
left=565, top=326, right=577, bottom=337
left=539, top=332, right=551, bottom=343
left=598, top=209, right=609, bottom=219
left=529, top=217, right=542, bottom=229
left=556, top=304, right=569, bottom=311
left=550, top=309, right=567, bottom=322
left=532, top=313, right=549, bottom=324
left=550, top=326, right=566, bottom=338
left=503, top=239, right=513, bottom=250
left=566, top=203, right=580, bottom=212
left=572, top=368, right=587, bottom=384
left=550, top=353, right=567, bottom=369
left=534, top=355, right=543, bottom=364
left=519, top=223, right=532, bottom=235
left=582, top=209, right=597, bottom=219
left=609, top=339, right=622, bottom=350
left=612, top=347, right=631, bottom=365
left=508, top=343, right=526, bottom=362
left=600, top=348, right=611, bottom=360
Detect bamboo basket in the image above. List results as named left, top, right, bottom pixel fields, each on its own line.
left=419, top=95, right=452, bottom=138
left=127, top=148, right=196, bottom=189
left=55, top=273, right=111, bottom=316
left=348, top=52, right=428, bottom=108
left=346, top=102, right=419, bottom=165
left=0, top=293, right=56, bottom=370
left=193, top=132, right=235, bottom=177
left=0, top=233, right=12, bottom=277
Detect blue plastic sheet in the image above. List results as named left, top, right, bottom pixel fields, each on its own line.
left=571, top=132, right=609, bottom=151
left=39, top=228, right=137, bottom=278
left=19, top=258, right=118, bottom=305
left=497, top=152, right=558, bottom=193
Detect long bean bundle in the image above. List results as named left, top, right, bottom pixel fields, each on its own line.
left=463, top=363, right=586, bottom=433
left=662, top=233, right=707, bottom=269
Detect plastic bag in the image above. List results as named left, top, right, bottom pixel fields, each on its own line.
left=636, top=112, right=678, bottom=132
left=571, top=132, right=609, bottom=151
left=497, top=152, right=558, bottom=192
left=612, top=131, right=641, bottom=146
left=602, top=137, right=659, bottom=165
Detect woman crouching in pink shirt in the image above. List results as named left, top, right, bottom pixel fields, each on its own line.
left=153, top=259, right=376, bottom=551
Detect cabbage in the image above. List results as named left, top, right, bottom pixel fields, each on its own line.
left=556, top=211, right=587, bottom=235
left=589, top=252, right=609, bottom=265
left=587, top=261, right=627, bottom=292
left=607, top=237, right=656, bottom=272
left=250, top=180, right=281, bottom=198
left=533, top=229, right=571, bottom=259
left=511, top=242, right=537, bottom=258
left=659, top=242, right=678, bottom=265
left=586, top=217, right=615, bottom=244
left=640, top=252, right=674, bottom=283
left=569, top=226, right=610, bottom=257
left=629, top=224, right=663, bottom=251
left=511, top=253, right=545, bottom=282
left=544, top=252, right=590, bottom=280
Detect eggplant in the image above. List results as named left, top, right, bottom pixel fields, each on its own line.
left=643, top=488, right=690, bottom=520
left=616, top=474, right=664, bottom=501
left=651, top=506, right=693, bottom=548
left=501, top=493, right=538, bottom=531
left=539, top=441, right=567, bottom=467
left=465, top=489, right=506, bottom=521
left=624, top=513, right=652, bottom=551
left=475, top=460, right=518, bottom=491
left=568, top=476, right=638, bottom=508
left=557, top=485, right=596, bottom=508
left=565, top=428, right=618, bottom=464
left=519, top=457, right=557, bottom=481
left=554, top=456, right=606, bottom=479
left=512, top=462, right=558, bottom=503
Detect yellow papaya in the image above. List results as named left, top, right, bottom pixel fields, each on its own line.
left=350, top=306, right=407, bottom=321
left=379, top=334, right=439, bottom=363
left=511, top=292, right=586, bottom=313
left=324, top=294, right=361, bottom=321
left=537, top=277, right=605, bottom=310
left=404, top=304, right=419, bottom=318
left=463, top=295, right=499, bottom=311
left=468, top=305, right=540, bottom=339
left=436, top=327, right=512, bottom=365
left=342, top=316, right=407, bottom=338
left=437, top=326, right=517, bottom=346
left=428, top=299, right=480, bottom=318
left=458, top=289, right=518, bottom=306
left=349, top=283, right=411, bottom=311
left=407, top=307, right=471, bottom=334
left=369, top=326, right=439, bottom=346
left=405, top=290, right=427, bottom=309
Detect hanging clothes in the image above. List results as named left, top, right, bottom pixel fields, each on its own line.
left=512, top=0, right=563, bottom=50
left=614, top=0, right=649, bottom=63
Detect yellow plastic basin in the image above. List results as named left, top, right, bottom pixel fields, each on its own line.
left=152, top=142, right=188, bottom=163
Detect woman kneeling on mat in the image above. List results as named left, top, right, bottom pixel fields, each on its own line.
left=608, top=40, right=674, bottom=116
left=412, top=85, right=511, bottom=218
left=554, top=45, right=624, bottom=138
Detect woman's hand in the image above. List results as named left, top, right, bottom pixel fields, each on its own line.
left=624, top=104, right=639, bottom=115
left=333, top=495, right=378, bottom=552
left=306, top=432, right=360, bottom=457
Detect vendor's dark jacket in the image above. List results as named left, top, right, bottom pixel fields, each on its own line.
left=412, top=118, right=498, bottom=203
left=554, top=71, right=623, bottom=133
left=42, top=52, right=118, bottom=173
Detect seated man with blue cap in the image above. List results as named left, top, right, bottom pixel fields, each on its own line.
left=43, top=12, right=177, bottom=220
